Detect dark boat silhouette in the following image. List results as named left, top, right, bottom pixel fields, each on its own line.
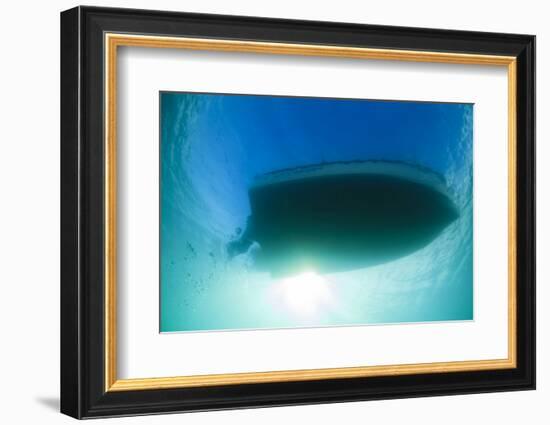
left=228, top=160, right=459, bottom=277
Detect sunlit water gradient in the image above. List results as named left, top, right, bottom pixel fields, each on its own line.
left=160, top=92, right=473, bottom=332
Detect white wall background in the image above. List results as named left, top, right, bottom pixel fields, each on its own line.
left=0, top=0, right=545, bottom=423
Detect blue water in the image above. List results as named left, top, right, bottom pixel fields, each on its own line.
left=160, top=92, right=473, bottom=332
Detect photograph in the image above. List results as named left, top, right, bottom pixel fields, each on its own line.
left=55, top=4, right=536, bottom=420
left=0, top=0, right=543, bottom=421
left=160, top=92, right=474, bottom=332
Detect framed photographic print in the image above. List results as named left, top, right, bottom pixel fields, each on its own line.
left=60, top=6, right=535, bottom=419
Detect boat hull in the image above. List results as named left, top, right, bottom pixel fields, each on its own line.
left=229, top=161, right=459, bottom=277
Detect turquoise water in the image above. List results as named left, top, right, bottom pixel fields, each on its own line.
left=160, top=92, right=473, bottom=332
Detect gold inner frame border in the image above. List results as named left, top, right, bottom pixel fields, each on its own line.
left=104, top=33, right=517, bottom=392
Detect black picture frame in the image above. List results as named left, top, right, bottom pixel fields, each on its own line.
left=61, top=5, right=535, bottom=419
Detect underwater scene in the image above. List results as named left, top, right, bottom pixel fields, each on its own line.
left=160, top=92, right=473, bottom=332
